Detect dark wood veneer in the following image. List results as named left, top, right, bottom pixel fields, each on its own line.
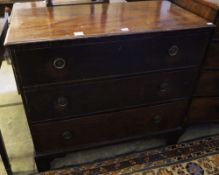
left=195, top=71, right=219, bottom=96
left=172, top=0, right=218, bottom=21
left=4, top=1, right=211, bottom=46
left=25, top=69, right=197, bottom=122
left=188, top=97, right=219, bottom=123
left=5, top=0, right=212, bottom=171
left=215, top=19, right=219, bottom=38
left=15, top=32, right=209, bottom=87
left=32, top=100, right=188, bottom=153
left=204, top=40, right=219, bottom=68
left=174, top=0, right=219, bottom=123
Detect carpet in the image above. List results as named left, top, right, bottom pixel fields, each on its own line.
left=51, top=138, right=165, bottom=169
left=37, top=135, right=219, bottom=175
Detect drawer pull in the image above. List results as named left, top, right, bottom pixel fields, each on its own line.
left=53, top=58, right=66, bottom=69
left=152, top=115, right=162, bottom=124
left=168, top=45, right=179, bottom=57
left=159, top=82, right=169, bottom=93
left=62, top=131, right=73, bottom=140
left=56, top=96, right=68, bottom=109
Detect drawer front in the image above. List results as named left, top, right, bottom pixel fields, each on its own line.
left=214, top=21, right=219, bottom=39
left=16, top=32, right=209, bottom=86
left=188, top=97, right=219, bottom=123
left=32, top=100, right=188, bottom=153
left=25, top=69, right=197, bottom=122
left=195, top=71, right=219, bottom=96
left=204, top=41, right=219, bottom=68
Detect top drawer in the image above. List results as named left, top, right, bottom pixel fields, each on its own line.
left=214, top=20, right=219, bottom=39
left=15, top=32, right=209, bottom=87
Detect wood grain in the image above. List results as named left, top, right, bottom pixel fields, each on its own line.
left=204, top=40, right=219, bottom=68
left=172, top=0, right=218, bottom=21
left=195, top=71, right=219, bottom=96
left=32, top=100, right=188, bottom=153
left=25, top=69, right=197, bottom=122
left=5, top=0, right=214, bottom=170
left=5, top=0, right=210, bottom=46
left=173, top=0, right=219, bottom=39
left=188, top=97, right=219, bottom=123
left=15, top=31, right=209, bottom=87
left=191, top=0, right=219, bottom=10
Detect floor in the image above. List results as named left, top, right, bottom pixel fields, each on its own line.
left=0, top=61, right=37, bottom=175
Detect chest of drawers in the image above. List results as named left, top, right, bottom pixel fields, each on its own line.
left=4, top=0, right=213, bottom=171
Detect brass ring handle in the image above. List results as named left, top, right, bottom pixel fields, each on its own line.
left=168, top=45, right=179, bottom=57
left=159, top=82, right=169, bottom=93
left=53, top=58, right=66, bottom=70
left=62, top=131, right=73, bottom=140
left=153, top=115, right=162, bottom=124
left=56, top=96, right=68, bottom=109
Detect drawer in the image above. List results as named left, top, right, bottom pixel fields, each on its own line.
left=188, top=97, right=219, bottom=123
left=16, top=32, right=209, bottom=87
left=214, top=21, right=219, bottom=39
left=204, top=41, right=219, bottom=68
left=24, top=69, right=198, bottom=122
left=195, top=71, right=219, bottom=96
left=31, top=100, right=188, bottom=153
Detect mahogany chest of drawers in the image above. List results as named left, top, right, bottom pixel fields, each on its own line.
left=4, top=0, right=213, bottom=171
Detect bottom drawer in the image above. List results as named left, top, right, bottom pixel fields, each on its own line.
left=188, top=97, right=219, bottom=123
left=32, top=100, right=188, bottom=153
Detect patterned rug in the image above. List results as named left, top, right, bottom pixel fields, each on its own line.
left=38, top=135, right=219, bottom=175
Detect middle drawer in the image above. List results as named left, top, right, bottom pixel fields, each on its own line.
left=24, top=69, right=198, bottom=122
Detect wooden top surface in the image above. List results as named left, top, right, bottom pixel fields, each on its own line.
left=193, top=0, right=219, bottom=9
left=5, top=0, right=211, bottom=46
